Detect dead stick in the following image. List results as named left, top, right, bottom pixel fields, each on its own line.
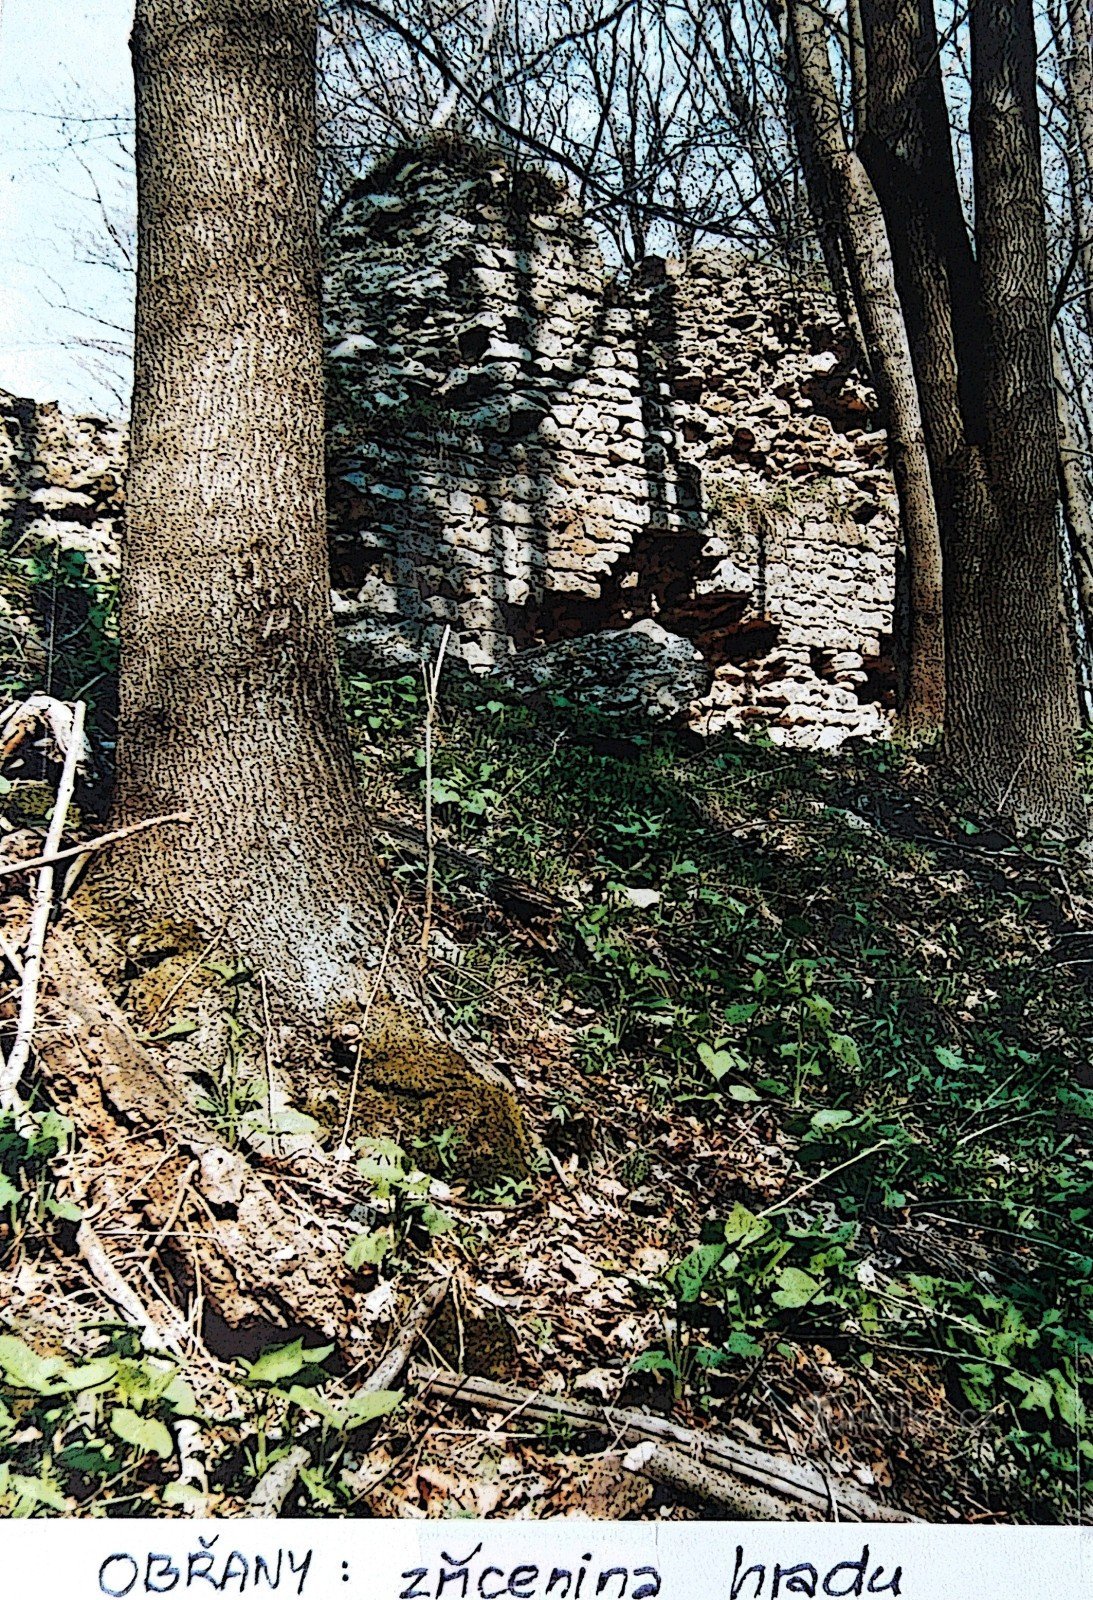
left=623, top=1439, right=795, bottom=1519
left=361, top=1278, right=449, bottom=1393
left=247, top=1446, right=311, bottom=1518
left=0, top=700, right=85, bottom=1112
left=0, top=810, right=191, bottom=880
left=77, top=1219, right=189, bottom=1356
left=247, top=1281, right=449, bottom=1519
left=413, top=1367, right=923, bottom=1523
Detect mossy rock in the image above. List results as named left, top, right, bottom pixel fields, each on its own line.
left=308, top=999, right=531, bottom=1188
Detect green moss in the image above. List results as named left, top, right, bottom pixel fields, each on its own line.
left=3, top=780, right=76, bottom=829
left=310, top=999, right=531, bottom=1187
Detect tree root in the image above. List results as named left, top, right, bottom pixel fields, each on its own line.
left=38, top=932, right=358, bottom=1344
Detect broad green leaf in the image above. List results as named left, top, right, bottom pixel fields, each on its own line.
left=286, top=1386, right=346, bottom=1428
left=60, top=1358, right=117, bottom=1394
left=0, top=1175, right=19, bottom=1207
left=804, top=995, right=834, bottom=1028
left=162, top=1372, right=197, bottom=1416
left=629, top=1350, right=679, bottom=1376
left=829, top=1034, right=861, bottom=1071
left=724, top=1330, right=763, bottom=1359
left=343, top=1388, right=401, bottom=1427
left=722, top=1202, right=768, bottom=1249
left=244, top=1337, right=333, bottom=1386
left=345, top=1229, right=391, bottom=1270
left=110, top=1408, right=174, bottom=1459
left=0, top=1335, right=66, bottom=1394
left=771, top=1267, right=822, bottom=1310
left=419, top=1203, right=453, bottom=1237
left=698, top=1043, right=747, bottom=1083
left=810, top=1109, right=856, bottom=1131
left=672, top=1242, right=725, bottom=1304
left=163, top=1481, right=207, bottom=1509
left=725, top=1083, right=760, bottom=1103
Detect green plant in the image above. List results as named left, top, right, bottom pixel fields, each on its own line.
left=0, top=1331, right=199, bottom=1514
left=193, top=959, right=263, bottom=1148
left=345, top=1137, right=452, bottom=1275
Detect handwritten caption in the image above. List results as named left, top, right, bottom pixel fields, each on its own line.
left=95, top=1539, right=902, bottom=1600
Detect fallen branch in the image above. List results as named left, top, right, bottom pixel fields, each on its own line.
left=77, top=1218, right=190, bottom=1357
left=0, top=700, right=85, bottom=1112
left=247, top=1447, right=311, bottom=1518
left=245, top=1282, right=448, bottom=1517
left=413, top=1368, right=924, bottom=1523
left=0, top=810, right=191, bottom=880
left=361, top=1277, right=449, bottom=1393
left=622, top=1439, right=797, bottom=1519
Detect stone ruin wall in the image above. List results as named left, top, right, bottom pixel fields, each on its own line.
left=325, top=144, right=897, bottom=749
left=1, top=142, right=899, bottom=751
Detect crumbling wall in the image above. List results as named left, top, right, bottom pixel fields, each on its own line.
left=0, top=393, right=125, bottom=577
left=2, top=142, right=899, bottom=751
left=325, top=142, right=897, bottom=748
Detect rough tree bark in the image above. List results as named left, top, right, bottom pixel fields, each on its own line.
left=784, top=0, right=945, bottom=736
left=957, top=0, right=1080, bottom=823
left=860, top=0, right=1082, bottom=828
left=100, top=0, right=527, bottom=1174
left=1063, top=0, right=1093, bottom=341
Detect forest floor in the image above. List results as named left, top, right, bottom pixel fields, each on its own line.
left=0, top=569, right=1090, bottom=1522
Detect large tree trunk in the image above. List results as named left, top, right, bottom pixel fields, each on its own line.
left=101, top=0, right=528, bottom=1185
left=115, top=0, right=398, bottom=1010
left=785, top=0, right=945, bottom=736
left=860, top=0, right=1082, bottom=828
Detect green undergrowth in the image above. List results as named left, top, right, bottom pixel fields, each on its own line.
left=345, top=664, right=1093, bottom=1522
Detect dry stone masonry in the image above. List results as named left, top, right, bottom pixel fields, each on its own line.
left=2, top=139, right=899, bottom=750
left=324, top=141, right=897, bottom=748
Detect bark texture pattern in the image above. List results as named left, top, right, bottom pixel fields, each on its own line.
left=117, top=0, right=392, bottom=1006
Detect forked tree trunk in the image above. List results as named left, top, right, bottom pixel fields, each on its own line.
left=785, top=0, right=945, bottom=737
left=860, top=0, right=1082, bottom=828
left=116, top=0, right=394, bottom=1009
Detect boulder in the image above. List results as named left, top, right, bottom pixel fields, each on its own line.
left=488, top=619, right=711, bottom=721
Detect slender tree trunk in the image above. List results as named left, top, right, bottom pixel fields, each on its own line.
left=1064, top=0, right=1093, bottom=340
left=955, top=0, right=1081, bottom=824
left=860, top=0, right=1082, bottom=828
left=785, top=0, right=945, bottom=735
left=778, top=1, right=866, bottom=352
left=1054, top=332, right=1093, bottom=713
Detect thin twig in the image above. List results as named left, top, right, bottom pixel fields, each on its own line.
left=0, top=810, right=191, bottom=880
left=0, top=700, right=85, bottom=1113
left=144, top=923, right=225, bottom=1032
left=259, top=973, right=282, bottom=1158
left=358, top=1277, right=450, bottom=1392
left=756, top=1140, right=892, bottom=1220
left=420, top=624, right=451, bottom=971
left=336, top=905, right=400, bottom=1160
